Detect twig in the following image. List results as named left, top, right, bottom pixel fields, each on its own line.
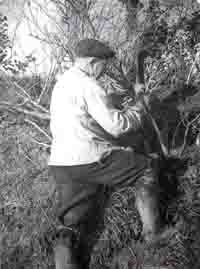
left=65, top=0, right=96, bottom=36
left=142, top=99, right=169, bottom=157
left=29, top=136, right=51, bottom=148
left=22, top=149, right=38, bottom=166
left=186, top=52, right=199, bottom=85
left=172, top=118, right=185, bottom=149
left=179, top=112, right=200, bottom=157
left=13, top=81, right=32, bottom=99
left=37, top=67, right=55, bottom=104
left=14, top=82, right=49, bottom=113
left=0, top=101, right=50, bottom=120
left=135, top=50, right=169, bottom=157
left=24, top=118, right=52, bottom=141
left=27, top=0, right=74, bottom=61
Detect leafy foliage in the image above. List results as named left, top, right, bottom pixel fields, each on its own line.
left=0, top=13, right=37, bottom=75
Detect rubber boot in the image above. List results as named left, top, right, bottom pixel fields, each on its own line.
left=53, top=227, right=80, bottom=269
left=54, top=242, right=79, bottom=269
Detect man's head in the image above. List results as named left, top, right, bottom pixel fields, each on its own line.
left=74, top=38, right=115, bottom=79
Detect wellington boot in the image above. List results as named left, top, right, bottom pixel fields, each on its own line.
left=54, top=243, right=80, bottom=269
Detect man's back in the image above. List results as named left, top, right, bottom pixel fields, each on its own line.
left=49, top=65, right=118, bottom=166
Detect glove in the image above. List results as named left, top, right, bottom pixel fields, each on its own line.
left=107, top=92, right=126, bottom=109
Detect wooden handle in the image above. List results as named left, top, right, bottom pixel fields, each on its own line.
left=135, top=49, right=150, bottom=85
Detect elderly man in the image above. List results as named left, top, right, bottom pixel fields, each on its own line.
left=48, top=38, right=161, bottom=269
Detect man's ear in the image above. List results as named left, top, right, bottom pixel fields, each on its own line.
left=90, top=57, right=99, bottom=66
left=83, top=57, right=96, bottom=75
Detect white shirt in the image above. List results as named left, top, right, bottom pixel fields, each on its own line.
left=49, top=64, right=142, bottom=166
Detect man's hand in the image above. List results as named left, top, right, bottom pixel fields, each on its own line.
left=107, top=92, right=127, bottom=109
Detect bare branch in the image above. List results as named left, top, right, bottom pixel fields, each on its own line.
left=29, top=136, right=51, bottom=148
left=14, top=81, right=49, bottom=113
left=37, top=67, right=55, bottom=104
left=135, top=50, right=169, bottom=157
left=0, top=101, right=50, bottom=120
left=24, top=118, right=52, bottom=141
left=64, top=0, right=96, bottom=36
left=179, top=112, right=200, bottom=156
left=186, top=52, right=200, bottom=85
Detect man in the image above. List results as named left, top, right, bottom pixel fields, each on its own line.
left=49, top=38, right=161, bottom=269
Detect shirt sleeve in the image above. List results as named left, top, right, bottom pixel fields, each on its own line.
left=84, top=78, right=143, bottom=138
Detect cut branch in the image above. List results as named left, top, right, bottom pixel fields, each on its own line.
left=179, top=112, right=200, bottom=156
left=0, top=101, right=50, bottom=120
left=25, top=118, right=52, bottom=142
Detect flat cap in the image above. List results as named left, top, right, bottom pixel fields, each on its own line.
left=74, top=38, right=115, bottom=59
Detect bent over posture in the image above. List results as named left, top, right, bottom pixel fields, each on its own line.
left=48, top=39, right=161, bottom=269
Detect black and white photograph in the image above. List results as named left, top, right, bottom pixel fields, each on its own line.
left=0, top=1, right=200, bottom=268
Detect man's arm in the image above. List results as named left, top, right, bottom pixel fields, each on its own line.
left=84, top=78, right=145, bottom=138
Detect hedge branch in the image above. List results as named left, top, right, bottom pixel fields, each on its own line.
left=29, top=136, right=51, bottom=148
left=179, top=112, right=200, bottom=156
left=24, top=118, right=52, bottom=142
left=0, top=101, right=50, bottom=120
left=14, top=82, right=49, bottom=113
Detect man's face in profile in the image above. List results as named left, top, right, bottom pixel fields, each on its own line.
left=91, top=58, right=109, bottom=79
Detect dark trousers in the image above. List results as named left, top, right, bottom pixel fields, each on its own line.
left=49, top=149, right=159, bottom=240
